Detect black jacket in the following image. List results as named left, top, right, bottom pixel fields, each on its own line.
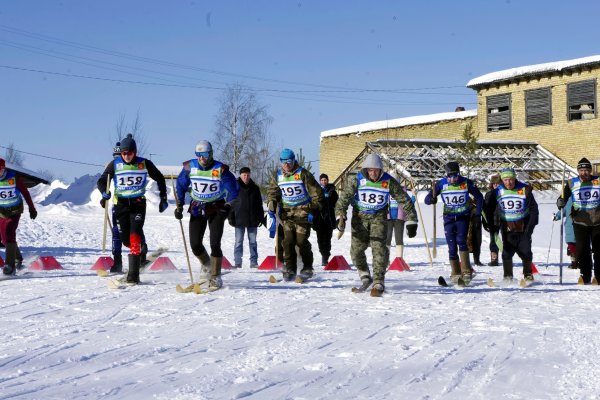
left=229, top=178, right=264, bottom=228
left=314, top=183, right=338, bottom=230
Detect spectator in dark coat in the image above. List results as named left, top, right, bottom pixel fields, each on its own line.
left=314, top=173, right=339, bottom=266
left=229, top=167, right=264, bottom=268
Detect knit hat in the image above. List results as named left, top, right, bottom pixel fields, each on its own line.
left=361, top=153, right=384, bottom=170
left=120, top=133, right=137, bottom=153
left=239, top=167, right=250, bottom=174
left=444, top=161, right=460, bottom=176
left=319, top=173, right=329, bottom=180
left=577, top=157, right=592, bottom=170
left=500, top=167, right=517, bottom=180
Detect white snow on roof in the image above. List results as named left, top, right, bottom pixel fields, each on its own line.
left=320, top=109, right=477, bottom=139
left=467, top=55, right=600, bottom=88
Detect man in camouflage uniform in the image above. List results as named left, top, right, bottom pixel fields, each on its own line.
left=267, top=149, right=323, bottom=281
left=335, top=154, right=418, bottom=296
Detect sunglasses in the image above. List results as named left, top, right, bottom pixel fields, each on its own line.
left=280, top=158, right=294, bottom=165
left=121, top=151, right=134, bottom=156
left=196, top=151, right=210, bottom=158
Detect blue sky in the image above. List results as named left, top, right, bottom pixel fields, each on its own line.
left=1, top=0, right=599, bottom=182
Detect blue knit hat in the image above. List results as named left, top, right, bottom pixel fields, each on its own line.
left=280, top=148, right=295, bottom=163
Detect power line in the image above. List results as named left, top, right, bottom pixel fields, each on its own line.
left=0, top=144, right=105, bottom=167
left=0, top=23, right=468, bottom=93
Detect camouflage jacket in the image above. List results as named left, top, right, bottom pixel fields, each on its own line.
left=335, top=172, right=418, bottom=222
left=267, top=164, right=323, bottom=223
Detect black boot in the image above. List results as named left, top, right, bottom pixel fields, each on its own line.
left=140, top=242, right=148, bottom=266
left=488, top=252, right=499, bottom=266
left=126, top=254, right=141, bottom=284
left=110, top=253, right=123, bottom=273
left=321, top=254, right=329, bottom=267
left=503, top=258, right=514, bottom=279
left=473, top=254, right=484, bottom=266
left=2, top=243, right=17, bottom=276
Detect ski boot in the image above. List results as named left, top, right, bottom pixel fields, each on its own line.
left=209, top=256, right=223, bottom=289
left=125, top=254, right=141, bottom=285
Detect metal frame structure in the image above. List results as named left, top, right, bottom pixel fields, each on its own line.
left=334, top=139, right=576, bottom=191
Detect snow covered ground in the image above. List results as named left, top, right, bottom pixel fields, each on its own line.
left=1, top=181, right=597, bottom=400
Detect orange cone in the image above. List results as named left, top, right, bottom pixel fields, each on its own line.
left=91, top=256, right=113, bottom=271
left=258, top=255, right=283, bottom=270
left=324, top=255, right=351, bottom=271
left=29, top=256, right=63, bottom=271
left=388, top=257, right=411, bottom=271
left=147, top=256, right=177, bottom=272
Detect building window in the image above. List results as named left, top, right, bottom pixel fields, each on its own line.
left=568, top=79, right=596, bottom=121
left=525, top=88, right=552, bottom=127
left=486, top=94, right=511, bottom=131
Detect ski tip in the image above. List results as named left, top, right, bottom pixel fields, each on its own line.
left=487, top=277, right=495, bottom=287
left=97, top=269, right=109, bottom=277
left=268, top=275, right=279, bottom=284
left=437, top=276, right=448, bottom=287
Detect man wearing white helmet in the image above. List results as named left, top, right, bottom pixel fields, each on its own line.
left=335, top=153, right=418, bottom=297
left=175, top=140, right=239, bottom=289
left=267, top=148, right=323, bottom=282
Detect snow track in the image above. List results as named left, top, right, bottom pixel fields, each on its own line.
left=1, top=197, right=600, bottom=399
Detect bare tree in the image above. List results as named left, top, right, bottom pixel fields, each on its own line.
left=212, top=83, right=274, bottom=175
left=5, top=143, right=25, bottom=166
left=111, top=110, right=148, bottom=156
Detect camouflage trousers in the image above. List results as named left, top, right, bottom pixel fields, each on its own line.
left=281, top=219, right=313, bottom=273
left=350, top=214, right=389, bottom=284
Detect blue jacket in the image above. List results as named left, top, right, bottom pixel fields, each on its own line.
left=175, top=159, right=239, bottom=206
left=555, top=197, right=575, bottom=244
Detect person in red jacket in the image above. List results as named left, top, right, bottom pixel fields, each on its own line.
left=0, top=158, right=37, bottom=275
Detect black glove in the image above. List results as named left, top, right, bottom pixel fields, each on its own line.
left=174, top=205, right=184, bottom=220
left=525, top=224, right=535, bottom=236
left=159, top=195, right=168, bottom=213
left=30, top=209, right=38, bottom=220
left=219, top=203, right=231, bottom=217
left=428, top=195, right=437, bottom=205
left=100, top=198, right=107, bottom=209
left=406, top=223, right=417, bottom=238
left=481, top=217, right=489, bottom=232
left=260, top=213, right=267, bottom=227
left=336, top=215, right=346, bottom=232
left=556, top=197, right=566, bottom=210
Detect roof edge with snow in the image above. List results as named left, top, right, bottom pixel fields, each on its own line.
left=320, top=109, right=477, bottom=140
left=467, top=55, right=600, bottom=89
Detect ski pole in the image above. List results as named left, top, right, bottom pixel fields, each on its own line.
left=102, top=174, right=111, bottom=253
left=410, top=179, right=433, bottom=268
left=546, top=213, right=556, bottom=269
left=559, top=163, right=566, bottom=284
left=172, top=178, right=195, bottom=290
left=432, top=179, right=437, bottom=258
left=275, top=205, right=280, bottom=268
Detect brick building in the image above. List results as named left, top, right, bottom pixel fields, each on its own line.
left=320, top=55, right=600, bottom=183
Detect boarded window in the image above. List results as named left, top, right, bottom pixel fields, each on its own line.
left=568, top=79, right=596, bottom=121
left=525, top=88, right=552, bottom=127
left=486, top=94, right=511, bottom=131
